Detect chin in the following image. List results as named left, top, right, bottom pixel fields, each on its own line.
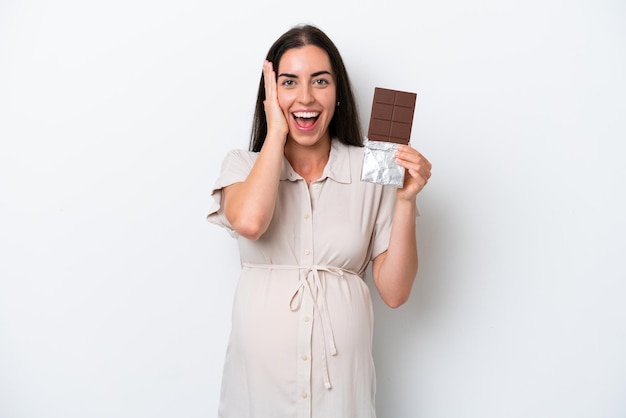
left=289, top=133, right=328, bottom=147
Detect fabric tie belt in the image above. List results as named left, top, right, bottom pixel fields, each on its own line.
left=241, top=263, right=359, bottom=390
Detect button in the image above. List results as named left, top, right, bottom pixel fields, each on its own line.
left=303, top=316, right=310, bottom=322
left=304, top=249, right=310, bottom=255
left=300, top=391, right=308, bottom=399
left=312, top=184, right=320, bottom=189
left=301, top=354, right=308, bottom=361
left=304, top=213, right=310, bottom=220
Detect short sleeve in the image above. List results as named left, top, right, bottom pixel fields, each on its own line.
left=206, top=149, right=258, bottom=238
left=370, top=185, right=421, bottom=260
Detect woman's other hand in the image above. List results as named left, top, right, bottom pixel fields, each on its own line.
left=394, top=144, right=432, bottom=200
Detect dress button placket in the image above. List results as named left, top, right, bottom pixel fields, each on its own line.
left=296, top=295, right=313, bottom=417
left=297, top=181, right=315, bottom=418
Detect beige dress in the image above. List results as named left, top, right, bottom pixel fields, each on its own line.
left=207, top=140, right=396, bottom=418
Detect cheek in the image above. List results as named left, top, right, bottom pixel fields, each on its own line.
left=321, top=96, right=337, bottom=118
left=277, top=91, right=294, bottom=111
left=319, top=91, right=337, bottom=111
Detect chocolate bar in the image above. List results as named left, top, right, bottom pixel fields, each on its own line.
left=367, top=87, right=417, bottom=144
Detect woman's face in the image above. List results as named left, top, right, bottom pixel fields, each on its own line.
left=276, top=45, right=337, bottom=148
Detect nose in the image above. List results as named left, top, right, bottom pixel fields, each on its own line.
left=298, top=85, right=314, bottom=104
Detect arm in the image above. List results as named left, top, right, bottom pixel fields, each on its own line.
left=372, top=145, right=432, bottom=308
left=223, top=61, right=288, bottom=240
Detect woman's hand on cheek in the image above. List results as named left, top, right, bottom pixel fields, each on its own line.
left=394, top=144, right=432, bottom=200
left=263, top=60, right=289, bottom=139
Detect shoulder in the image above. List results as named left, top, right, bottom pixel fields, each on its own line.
left=345, top=142, right=396, bottom=201
left=223, top=148, right=258, bottom=164
left=334, top=140, right=364, bottom=156
left=331, top=141, right=391, bottom=198
left=332, top=141, right=365, bottom=170
left=220, top=149, right=258, bottom=172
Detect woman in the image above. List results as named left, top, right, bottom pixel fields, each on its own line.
left=207, top=24, right=431, bottom=418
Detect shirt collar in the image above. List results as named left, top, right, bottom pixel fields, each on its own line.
left=280, top=139, right=352, bottom=184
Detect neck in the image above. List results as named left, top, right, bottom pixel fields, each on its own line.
left=284, top=138, right=331, bottom=185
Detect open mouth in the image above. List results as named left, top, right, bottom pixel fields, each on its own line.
left=293, top=111, right=320, bottom=129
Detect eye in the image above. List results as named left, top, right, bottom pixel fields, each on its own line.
left=313, top=78, right=329, bottom=87
left=280, top=79, right=296, bottom=87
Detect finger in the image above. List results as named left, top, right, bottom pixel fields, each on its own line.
left=397, top=153, right=432, bottom=175
left=396, top=144, right=430, bottom=161
left=395, top=146, right=420, bottom=162
left=401, top=159, right=431, bottom=182
left=408, top=168, right=430, bottom=185
left=395, top=153, right=431, bottom=173
left=263, top=61, right=276, bottom=99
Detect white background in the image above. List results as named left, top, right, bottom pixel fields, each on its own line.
left=1, top=0, right=625, bottom=417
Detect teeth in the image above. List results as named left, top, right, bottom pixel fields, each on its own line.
left=293, top=112, right=319, bottom=118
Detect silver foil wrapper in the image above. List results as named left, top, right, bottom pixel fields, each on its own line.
left=360, top=139, right=405, bottom=188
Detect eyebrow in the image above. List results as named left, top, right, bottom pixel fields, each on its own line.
left=277, top=70, right=332, bottom=78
